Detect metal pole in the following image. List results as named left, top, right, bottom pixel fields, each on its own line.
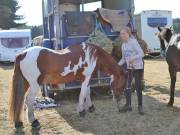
left=81, top=0, right=84, bottom=12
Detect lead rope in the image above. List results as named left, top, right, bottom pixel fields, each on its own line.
left=123, top=64, right=132, bottom=106
left=126, top=63, right=133, bottom=89
left=127, top=63, right=137, bottom=107
left=130, top=64, right=138, bottom=107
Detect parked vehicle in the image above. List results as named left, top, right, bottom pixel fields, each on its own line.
left=134, top=10, right=172, bottom=54
left=0, top=29, right=31, bottom=62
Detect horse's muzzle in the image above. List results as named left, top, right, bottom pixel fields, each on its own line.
left=115, top=95, right=122, bottom=111
left=115, top=95, right=122, bottom=102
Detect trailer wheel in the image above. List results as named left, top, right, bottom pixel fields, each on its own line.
left=48, top=92, right=55, bottom=99
left=41, top=84, right=48, bottom=97
left=41, top=84, right=56, bottom=99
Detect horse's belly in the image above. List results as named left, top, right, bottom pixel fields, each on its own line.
left=43, top=73, right=79, bottom=84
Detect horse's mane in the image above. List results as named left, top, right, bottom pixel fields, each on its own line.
left=89, top=44, right=124, bottom=75
left=169, top=34, right=180, bottom=49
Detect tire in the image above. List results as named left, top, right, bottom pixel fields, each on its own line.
left=41, top=84, right=49, bottom=97
left=48, top=92, right=55, bottom=99
left=41, top=84, right=56, bottom=99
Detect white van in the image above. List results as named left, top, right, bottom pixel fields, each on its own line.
left=134, top=10, right=172, bottom=54
left=0, top=29, right=31, bottom=62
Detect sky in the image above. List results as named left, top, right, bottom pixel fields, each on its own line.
left=16, top=0, right=180, bottom=26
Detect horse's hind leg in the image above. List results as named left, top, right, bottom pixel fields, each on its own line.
left=78, top=76, right=91, bottom=117
left=25, top=82, right=41, bottom=129
left=168, top=67, right=177, bottom=106
left=86, top=86, right=95, bottom=113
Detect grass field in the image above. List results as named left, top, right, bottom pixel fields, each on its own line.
left=0, top=59, right=180, bottom=135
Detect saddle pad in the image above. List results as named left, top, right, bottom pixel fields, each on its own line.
left=98, top=8, right=130, bottom=32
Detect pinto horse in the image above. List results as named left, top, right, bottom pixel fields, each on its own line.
left=158, top=27, right=180, bottom=106
left=8, top=43, right=126, bottom=129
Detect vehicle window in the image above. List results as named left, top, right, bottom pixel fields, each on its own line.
left=1, top=37, right=29, bottom=48
left=147, top=17, right=167, bottom=27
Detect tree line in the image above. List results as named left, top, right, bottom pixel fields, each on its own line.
left=0, top=0, right=43, bottom=39
left=1, top=0, right=180, bottom=38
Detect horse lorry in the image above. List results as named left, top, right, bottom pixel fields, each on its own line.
left=134, top=10, right=173, bottom=55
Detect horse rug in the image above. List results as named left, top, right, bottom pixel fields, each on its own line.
left=98, top=8, right=130, bottom=32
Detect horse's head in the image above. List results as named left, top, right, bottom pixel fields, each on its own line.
left=110, top=68, right=127, bottom=109
left=158, top=26, right=173, bottom=43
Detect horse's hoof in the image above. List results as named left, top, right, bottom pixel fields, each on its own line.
left=88, top=104, right=95, bottom=113
left=31, top=119, right=41, bottom=129
left=167, top=102, right=173, bottom=107
left=167, top=103, right=173, bottom=107
left=15, top=121, right=24, bottom=129
left=79, top=110, right=86, bottom=117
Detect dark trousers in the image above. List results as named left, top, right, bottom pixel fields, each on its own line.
left=125, top=69, right=143, bottom=106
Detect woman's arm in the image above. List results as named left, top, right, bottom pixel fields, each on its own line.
left=130, top=39, right=144, bottom=62
left=118, top=44, right=126, bottom=66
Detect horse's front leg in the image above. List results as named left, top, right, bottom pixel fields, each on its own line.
left=25, top=83, right=41, bottom=129
left=86, top=86, right=95, bottom=113
left=78, top=76, right=91, bottom=117
left=168, top=67, right=177, bottom=106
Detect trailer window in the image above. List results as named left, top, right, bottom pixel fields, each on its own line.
left=147, top=17, right=167, bottom=27
left=1, top=37, right=29, bottom=48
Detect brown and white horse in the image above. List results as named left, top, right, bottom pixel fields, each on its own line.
left=8, top=43, right=126, bottom=129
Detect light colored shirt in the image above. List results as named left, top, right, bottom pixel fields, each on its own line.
left=118, top=38, right=144, bottom=69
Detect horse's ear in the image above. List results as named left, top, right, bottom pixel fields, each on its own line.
left=170, top=25, right=174, bottom=32
left=158, top=26, right=162, bottom=32
left=170, top=25, right=173, bottom=30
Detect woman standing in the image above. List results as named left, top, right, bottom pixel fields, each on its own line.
left=118, top=27, right=145, bottom=115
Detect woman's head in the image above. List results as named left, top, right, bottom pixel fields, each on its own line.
left=120, top=27, right=132, bottom=42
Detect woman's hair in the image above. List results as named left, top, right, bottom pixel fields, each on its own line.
left=121, top=27, right=132, bottom=37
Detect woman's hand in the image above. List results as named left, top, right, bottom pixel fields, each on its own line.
left=129, top=58, right=133, bottom=64
left=127, top=57, right=133, bottom=65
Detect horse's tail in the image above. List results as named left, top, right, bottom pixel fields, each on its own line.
left=8, top=53, right=28, bottom=123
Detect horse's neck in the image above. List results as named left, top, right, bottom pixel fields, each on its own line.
left=167, top=34, right=180, bottom=46
left=166, top=33, right=173, bottom=43
left=100, top=58, right=121, bottom=78
left=161, top=34, right=173, bottom=50
left=160, top=38, right=166, bottom=50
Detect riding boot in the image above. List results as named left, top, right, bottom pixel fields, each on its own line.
left=138, top=106, right=144, bottom=115
left=137, top=91, right=144, bottom=115
left=119, top=88, right=132, bottom=113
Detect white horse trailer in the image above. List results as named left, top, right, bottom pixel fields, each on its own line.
left=0, top=29, right=31, bottom=62
left=135, top=10, right=172, bottom=54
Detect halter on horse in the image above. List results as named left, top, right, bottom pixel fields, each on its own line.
left=158, top=27, right=180, bottom=106
left=8, top=43, right=126, bottom=129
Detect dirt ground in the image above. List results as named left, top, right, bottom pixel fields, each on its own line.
left=0, top=59, right=180, bottom=135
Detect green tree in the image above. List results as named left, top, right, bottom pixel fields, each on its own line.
left=17, top=25, right=43, bottom=39
left=0, top=0, right=24, bottom=29
left=173, top=18, right=180, bottom=33
left=31, top=25, right=43, bottom=39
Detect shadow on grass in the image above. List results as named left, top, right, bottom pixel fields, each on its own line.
left=53, top=87, right=180, bottom=135
left=145, top=84, right=180, bottom=97
left=10, top=83, right=180, bottom=135
left=12, top=127, right=41, bottom=135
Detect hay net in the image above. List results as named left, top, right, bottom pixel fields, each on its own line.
left=86, top=29, right=113, bottom=54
